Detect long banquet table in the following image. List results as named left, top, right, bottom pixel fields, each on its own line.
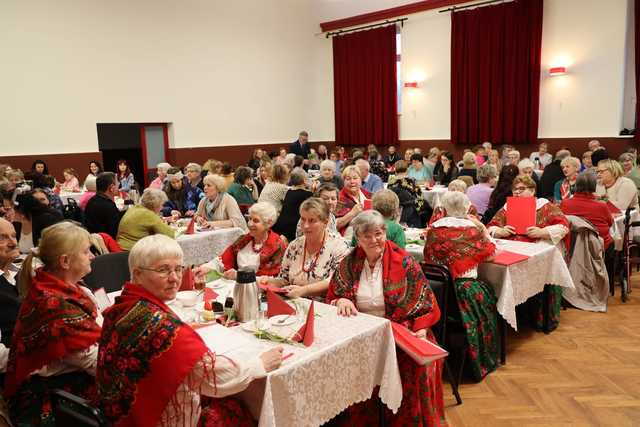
left=176, top=227, right=245, bottom=266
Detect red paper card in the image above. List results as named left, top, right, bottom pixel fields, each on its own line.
left=293, top=301, right=315, bottom=347
left=363, top=199, right=372, bottom=210
left=490, top=250, right=530, bottom=266
left=266, top=290, right=295, bottom=318
left=506, top=196, right=536, bottom=234
left=259, top=283, right=288, bottom=294
left=185, top=217, right=196, bottom=235
left=204, top=288, right=218, bottom=302
left=391, top=322, right=448, bottom=366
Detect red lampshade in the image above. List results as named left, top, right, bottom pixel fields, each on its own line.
left=549, top=66, right=567, bottom=76
left=404, top=81, right=419, bottom=88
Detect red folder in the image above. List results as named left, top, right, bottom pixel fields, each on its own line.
left=506, top=196, right=536, bottom=234
left=292, top=301, right=315, bottom=347
left=266, top=290, right=295, bottom=318
left=490, top=250, right=530, bottom=266
left=363, top=199, right=372, bottom=210
left=391, top=322, right=448, bottom=366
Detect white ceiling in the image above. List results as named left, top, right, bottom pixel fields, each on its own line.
left=311, top=0, right=420, bottom=24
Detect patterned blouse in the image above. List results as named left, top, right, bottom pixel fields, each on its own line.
left=278, top=231, right=351, bottom=287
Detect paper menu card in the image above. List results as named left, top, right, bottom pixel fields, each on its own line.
left=506, top=196, right=536, bottom=234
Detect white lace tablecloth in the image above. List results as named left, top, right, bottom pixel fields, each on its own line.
left=177, top=227, right=244, bottom=266
left=421, top=186, right=448, bottom=209
left=59, top=191, right=84, bottom=205
left=197, top=299, right=403, bottom=427
left=477, top=239, right=574, bottom=331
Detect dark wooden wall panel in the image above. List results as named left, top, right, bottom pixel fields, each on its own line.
left=0, top=152, right=103, bottom=182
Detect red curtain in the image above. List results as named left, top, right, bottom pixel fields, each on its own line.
left=333, top=25, right=398, bottom=147
left=451, top=0, right=543, bottom=145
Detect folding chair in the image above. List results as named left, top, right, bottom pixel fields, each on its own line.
left=83, top=251, right=130, bottom=293
left=421, top=262, right=463, bottom=405
left=51, top=389, right=107, bottom=427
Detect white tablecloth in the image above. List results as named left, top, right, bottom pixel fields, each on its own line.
left=59, top=191, right=84, bottom=205
left=477, top=239, right=574, bottom=331
left=421, top=186, right=448, bottom=209
left=177, top=227, right=244, bottom=265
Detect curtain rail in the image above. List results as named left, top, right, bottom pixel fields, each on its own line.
left=325, top=18, right=407, bottom=38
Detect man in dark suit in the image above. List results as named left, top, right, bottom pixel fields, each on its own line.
left=0, top=218, right=20, bottom=350
left=289, top=130, right=311, bottom=160
left=84, top=172, right=123, bottom=239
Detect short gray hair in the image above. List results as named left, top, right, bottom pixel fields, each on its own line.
left=560, top=156, right=581, bottom=169
left=447, top=179, right=467, bottom=193
left=619, top=153, right=635, bottom=163
left=518, top=158, right=534, bottom=172
left=129, top=234, right=183, bottom=276
left=84, top=176, right=97, bottom=192
left=156, top=162, right=172, bottom=173
left=185, top=162, right=202, bottom=174
left=574, top=172, right=597, bottom=193
left=372, top=190, right=399, bottom=219
left=248, top=202, right=277, bottom=225
left=203, top=174, right=227, bottom=192
left=441, top=191, right=471, bottom=218
left=355, top=159, right=370, bottom=171
left=352, top=210, right=386, bottom=239
left=141, top=188, right=168, bottom=210
left=320, top=160, right=336, bottom=171
left=290, top=169, right=307, bottom=186
left=555, top=149, right=571, bottom=161
left=477, top=163, right=497, bottom=183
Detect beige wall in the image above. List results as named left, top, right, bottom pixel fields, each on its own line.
left=0, top=0, right=335, bottom=155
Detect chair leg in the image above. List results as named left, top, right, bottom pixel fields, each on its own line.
left=542, top=285, right=551, bottom=334
left=443, top=360, right=462, bottom=405
left=499, top=317, right=507, bottom=365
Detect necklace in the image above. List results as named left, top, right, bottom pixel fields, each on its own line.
left=251, top=234, right=267, bottom=253
left=302, top=231, right=326, bottom=273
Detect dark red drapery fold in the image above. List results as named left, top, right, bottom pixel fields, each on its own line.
left=333, top=25, right=398, bottom=147
left=635, top=0, right=640, bottom=141
left=451, top=0, right=543, bottom=145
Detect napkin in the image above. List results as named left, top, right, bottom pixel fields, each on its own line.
left=292, top=301, right=315, bottom=347
left=204, top=288, right=218, bottom=302
left=259, top=283, right=288, bottom=294
left=363, top=199, right=372, bottom=210
left=490, top=250, right=529, bottom=266
left=185, top=217, right=196, bottom=235
left=179, top=267, right=195, bottom=291
left=266, top=290, right=295, bottom=318
left=506, top=196, right=536, bottom=234
left=391, top=322, right=448, bottom=366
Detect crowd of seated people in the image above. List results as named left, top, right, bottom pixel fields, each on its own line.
left=0, top=134, right=639, bottom=426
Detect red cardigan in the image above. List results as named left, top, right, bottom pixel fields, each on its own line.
left=220, top=230, right=287, bottom=276
left=560, top=193, right=614, bottom=250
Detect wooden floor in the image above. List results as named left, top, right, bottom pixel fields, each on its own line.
left=444, top=277, right=640, bottom=427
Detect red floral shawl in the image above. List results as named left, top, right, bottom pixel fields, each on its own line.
left=97, top=283, right=210, bottom=427
left=326, top=240, right=440, bottom=332
left=4, top=268, right=101, bottom=398
left=336, top=187, right=371, bottom=230
left=487, top=200, right=570, bottom=246
left=221, top=229, right=287, bottom=276
left=428, top=204, right=479, bottom=226
left=423, top=224, right=496, bottom=279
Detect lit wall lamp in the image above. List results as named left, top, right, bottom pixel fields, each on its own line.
left=404, top=81, right=419, bottom=88
left=549, top=66, right=567, bottom=76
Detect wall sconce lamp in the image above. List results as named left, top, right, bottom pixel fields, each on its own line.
left=404, top=81, right=419, bottom=88
left=549, top=66, right=567, bottom=76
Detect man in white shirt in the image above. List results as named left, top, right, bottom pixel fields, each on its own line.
left=356, top=159, right=384, bottom=194
left=529, top=142, right=553, bottom=169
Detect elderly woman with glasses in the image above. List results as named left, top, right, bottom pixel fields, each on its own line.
left=553, top=156, right=581, bottom=202
left=97, top=235, right=283, bottom=426
left=424, top=191, right=500, bottom=381
left=327, top=210, right=445, bottom=427
left=487, top=175, right=569, bottom=331
left=335, top=165, right=371, bottom=235
left=149, top=162, right=172, bottom=190
left=594, top=159, right=639, bottom=212
left=195, top=202, right=287, bottom=281
left=196, top=174, right=248, bottom=231
left=116, top=188, right=175, bottom=251
left=5, top=222, right=101, bottom=425
left=261, top=197, right=350, bottom=299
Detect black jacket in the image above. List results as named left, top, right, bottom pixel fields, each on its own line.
left=0, top=275, right=20, bottom=347
left=272, top=189, right=313, bottom=242
left=84, top=193, right=123, bottom=239
left=289, top=140, right=311, bottom=159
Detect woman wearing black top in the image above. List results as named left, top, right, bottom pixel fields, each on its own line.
left=482, top=164, right=519, bottom=224
left=434, top=151, right=459, bottom=185
left=271, top=169, right=312, bottom=242
left=13, top=192, right=63, bottom=252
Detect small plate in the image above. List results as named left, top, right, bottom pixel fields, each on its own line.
left=241, top=320, right=258, bottom=333
left=269, top=314, right=296, bottom=326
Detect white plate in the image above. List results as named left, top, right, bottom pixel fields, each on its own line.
left=207, top=279, right=233, bottom=289
left=241, top=320, right=258, bottom=333
left=268, top=314, right=296, bottom=326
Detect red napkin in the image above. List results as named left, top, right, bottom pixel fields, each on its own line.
left=292, top=301, right=314, bottom=347
left=605, top=201, right=621, bottom=215
left=259, top=283, right=288, bottom=294
left=204, top=288, right=218, bottom=302
left=506, top=196, right=536, bottom=234
left=266, top=290, right=295, bottom=318
left=490, top=250, right=529, bottom=266
left=363, top=199, right=372, bottom=210
left=391, top=322, right=448, bottom=366
left=185, top=217, right=196, bottom=235
left=179, top=267, right=195, bottom=290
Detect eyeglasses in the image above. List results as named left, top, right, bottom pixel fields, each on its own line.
left=139, top=265, right=184, bottom=277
